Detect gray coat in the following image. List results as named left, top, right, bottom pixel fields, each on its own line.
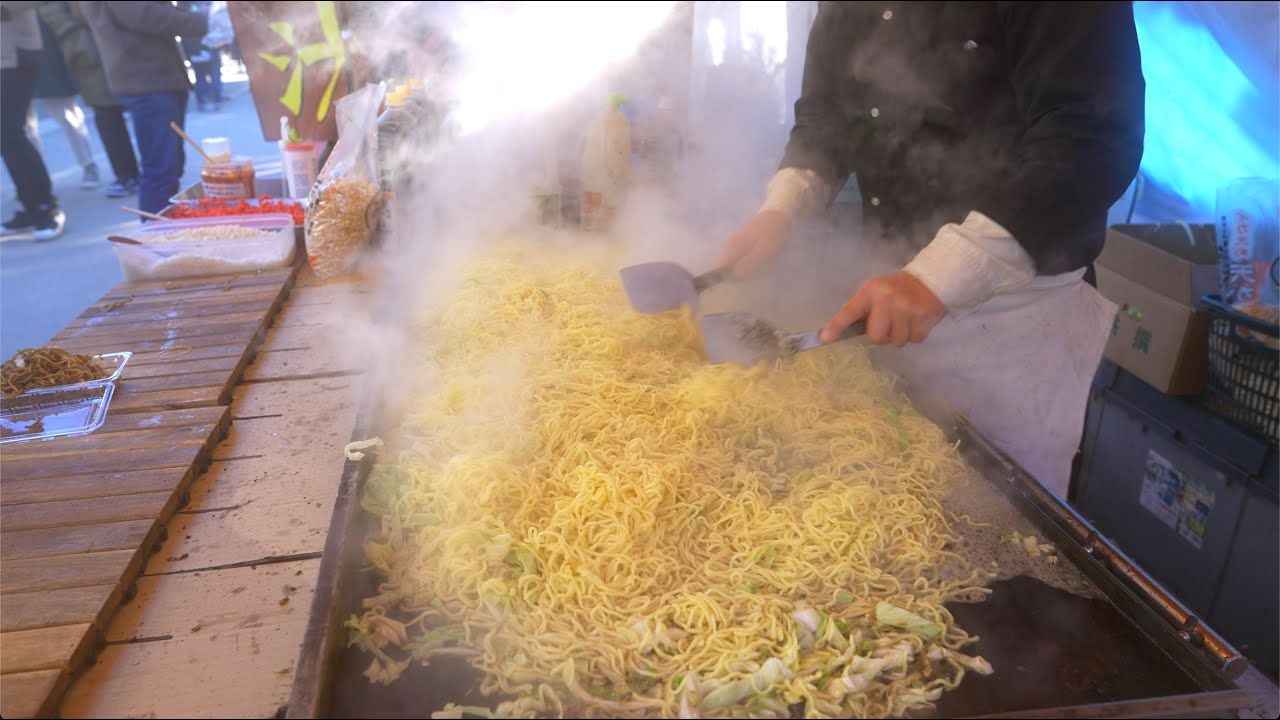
left=80, top=0, right=207, bottom=97
left=37, top=1, right=118, bottom=107
left=0, top=2, right=44, bottom=69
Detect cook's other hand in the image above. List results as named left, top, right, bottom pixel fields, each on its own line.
left=821, top=271, right=947, bottom=347
left=717, top=210, right=789, bottom=281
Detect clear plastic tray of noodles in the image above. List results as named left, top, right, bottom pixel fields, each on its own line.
left=0, top=351, right=131, bottom=445
left=15, top=351, right=130, bottom=395
left=0, top=382, right=118, bottom=445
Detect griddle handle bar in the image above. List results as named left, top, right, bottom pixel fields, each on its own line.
left=693, top=266, right=732, bottom=294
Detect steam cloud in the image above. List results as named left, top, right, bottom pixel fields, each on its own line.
left=316, top=1, right=930, bottom=417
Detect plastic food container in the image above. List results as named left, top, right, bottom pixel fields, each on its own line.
left=112, top=213, right=297, bottom=281
left=0, top=352, right=130, bottom=445
left=1, top=383, right=117, bottom=445
left=40, top=351, right=131, bottom=393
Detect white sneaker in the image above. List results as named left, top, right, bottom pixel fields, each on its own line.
left=32, top=208, right=66, bottom=241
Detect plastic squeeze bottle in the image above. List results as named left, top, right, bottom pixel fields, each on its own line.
left=579, top=94, right=632, bottom=232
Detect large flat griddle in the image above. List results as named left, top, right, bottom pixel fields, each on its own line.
left=287, top=382, right=1255, bottom=719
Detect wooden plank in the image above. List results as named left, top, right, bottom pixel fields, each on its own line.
left=194, top=432, right=349, bottom=510
left=0, top=623, right=91, bottom=674
left=52, top=329, right=258, bottom=356
left=244, top=348, right=365, bottom=381
left=1, top=550, right=136, bottom=595
left=0, top=669, right=60, bottom=719
left=150, top=490, right=331, bottom=573
left=0, top=444, right=201, bottom=481
left=56, top=311, right=269, bottom=340
left=108, top=386, right=227, bottom=414
left=0, top=492, right=171, bottom=533
left=95, top=406, right=229, bottom=435
left=1, top=586, right=114, bottom=633
left=210, top=404, right=355, bottom=464
left=148, top=386, right=360, bottom=571
left=154, top=388, right=359, bottom=571
left=60, top=625, right=301, bottom=719
left=71, top=297, right=281, bottom=329
left=100, top=268, right=293, bottom=298
left=254, top=323, right=332, bottom=353
left=52, top=320, right=264, bottom=346
left=116, top=370, right=237, bottom=395
left=230, top=375, right=359, bottom=419
left=84, top=288, right=283, bottom=316
left=104, top=560, right=318, bottom=642
left=2, top=423, right=222, bottom=460
left=95, top=279, right=284, bottom=303
left=0, top=468, right=190, bottom=506
left=120, top=355, right=243, bottom=381
left=1, top=519, right=154, bottom=561
left=90, top=282, right=285, bottom=308
left=270, top=297, right=355, bottom=328
left=155, top=404, right=357, bottom=572
left=294, top=267, right=362, bottom=289
left=124, top=343, right=257, bottom=368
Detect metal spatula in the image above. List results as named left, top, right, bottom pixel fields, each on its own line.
left=619, top=262, right=731, bottom=314
left=701, top=311, right=867, bottom=366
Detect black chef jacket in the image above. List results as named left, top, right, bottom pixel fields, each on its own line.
left=782, top=1, right=1147, bottom=276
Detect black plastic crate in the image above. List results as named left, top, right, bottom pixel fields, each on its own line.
left=1202, top=294, right=1279, bottom=441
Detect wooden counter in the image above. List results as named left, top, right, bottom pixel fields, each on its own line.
left=55, top=269, right=372, bottom=719
left=0, top=265, right=373, bottom=719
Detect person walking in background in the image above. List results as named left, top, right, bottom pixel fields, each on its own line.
left=36, top=0, right=140, bottom=199
left=181, top=1, right=222, bottom=112
left=30, top=15, right=100, bottom=189
left=1, top=2, right=66, bottom=240
left=80, top=1, right=207, bottom=217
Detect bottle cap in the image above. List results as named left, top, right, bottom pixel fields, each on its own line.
left=201, top=137, right=232, bottom=163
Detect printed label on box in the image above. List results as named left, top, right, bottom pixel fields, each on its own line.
left=1137, top=450, right=1215, bottom=549
left=1139, top=451, right=1181, bottom=529
left=1176, top=474, right=1215, bottom=550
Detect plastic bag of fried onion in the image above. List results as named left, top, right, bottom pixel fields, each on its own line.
left=305, top=83, right=386, bottom=279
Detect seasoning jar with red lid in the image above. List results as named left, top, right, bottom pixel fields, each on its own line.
left=200, top=137, right=256, bottom=199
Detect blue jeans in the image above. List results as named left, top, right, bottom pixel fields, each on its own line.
left=121, top=92, right=188, bottom=216
left=193, top=49, right=223, bottom=105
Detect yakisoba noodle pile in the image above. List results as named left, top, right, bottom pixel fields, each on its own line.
left=349, top=242, right=994, bottom=719
left=1, top=347, right=108, bottom=398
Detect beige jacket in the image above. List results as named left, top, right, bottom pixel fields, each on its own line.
left=0, top=1, right=44, bottom=69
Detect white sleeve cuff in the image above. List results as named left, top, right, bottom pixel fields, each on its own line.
left=902, top=211, right=1036, bottom=317
left=758, top=167, right=829, bottom=219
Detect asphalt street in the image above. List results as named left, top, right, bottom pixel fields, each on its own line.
left=1, top=66, right=279, bottom=359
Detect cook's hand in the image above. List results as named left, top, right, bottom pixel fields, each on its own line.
left=717, top=210, right=789, bottom=280
left=821, top=271, right=946, bottom=347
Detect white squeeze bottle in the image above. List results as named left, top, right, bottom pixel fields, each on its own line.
left=579, top=94, right=631, bottom=232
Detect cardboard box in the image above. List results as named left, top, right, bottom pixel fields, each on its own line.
left=1096, top=225, right=1220, bottom=395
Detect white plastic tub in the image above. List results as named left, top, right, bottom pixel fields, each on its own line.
left=113, top=213, right=296, bottom=281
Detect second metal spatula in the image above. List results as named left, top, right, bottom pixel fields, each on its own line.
left=620, top=262, right=731, bottom=314
left=701, top=312, right=867, bottom=366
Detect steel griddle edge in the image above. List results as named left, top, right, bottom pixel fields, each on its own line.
left=286, top=371, right=1255, bottom=720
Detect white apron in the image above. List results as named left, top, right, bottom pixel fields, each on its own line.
left=871, top=269, right=1119, bottom=499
